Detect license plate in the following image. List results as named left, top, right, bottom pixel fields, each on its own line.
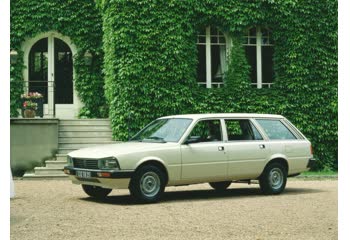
left=76, top=170, right=91, bottom=178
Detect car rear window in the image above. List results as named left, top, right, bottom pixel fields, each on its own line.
left=256, top=119, right=297, bottom=140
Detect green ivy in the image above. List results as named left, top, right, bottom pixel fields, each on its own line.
left=11, top=0, right=337, bottom=171
left=102, top=0, right=198, bottom=140
left=102, top=0, right=337, bottom=171
left=224, top=37, right=251, bottom=90
left=10, top=0, right=107, bottom=118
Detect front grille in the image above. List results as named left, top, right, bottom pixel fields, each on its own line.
left=73, top=158, right=99, bottom=169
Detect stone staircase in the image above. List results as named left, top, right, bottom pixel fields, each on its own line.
left=23, top=119, right=115, bottom=178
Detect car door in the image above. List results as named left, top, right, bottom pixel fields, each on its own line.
left=224, top=119, right=270, bottom=180
left=180, top=119, right=228, bottom=183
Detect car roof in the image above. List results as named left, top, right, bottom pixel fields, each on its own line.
left=159, top=113, right=285, bottom=120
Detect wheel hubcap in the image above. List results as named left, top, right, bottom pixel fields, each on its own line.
left=269, top=168, right=284, bottom=190
left=140, top=172, right=160, bottom=197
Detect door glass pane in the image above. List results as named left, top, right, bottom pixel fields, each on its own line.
left=226, top=120, right=243, bottom=139
left=189, top=120, right=222, bottom=142
left=29, top=38, right=48, bottom=103
left=249, top=27, right=257, bottom=37
left=54, top=38, right=73, bottom=104
left=262, top=46, right=274, bottom=85
left=245, top=46, right=257, bottom=85
left=211, top=45, right=222, bottom=82
left=225, top=119, right=262, bottom=141
left=196, top=45, right=206, bottom=85
left=256, top=119, right=296, bottom=140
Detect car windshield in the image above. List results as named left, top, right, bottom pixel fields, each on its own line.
left=131, top=118, right=193, bottom=143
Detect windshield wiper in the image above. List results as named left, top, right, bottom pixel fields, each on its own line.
left=143, top=136, right=167, bottom=143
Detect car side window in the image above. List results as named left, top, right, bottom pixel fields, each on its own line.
left=256, top=119, right=297, bottom=140
left=225, top=119, right=263, bottom=141
left=188, top=119, right=222, bottom=142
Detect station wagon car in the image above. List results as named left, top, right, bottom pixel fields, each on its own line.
left=64, top=113, right=316, bottom=203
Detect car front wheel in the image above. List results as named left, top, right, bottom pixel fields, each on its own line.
left=82, top=184, right=112, bottom=199
left=129, top=165, right=166, bottom=203
left=259, top=162, right=287, bottom=195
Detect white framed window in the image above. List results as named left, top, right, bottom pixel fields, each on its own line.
left=243, top=26, right=274, bottom=88
left=196, top=26, right=229, bottom=88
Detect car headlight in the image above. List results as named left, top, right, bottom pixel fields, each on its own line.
left=67, top=155, right=73, bottom=166
left=100, top=157, right=120, bottom=170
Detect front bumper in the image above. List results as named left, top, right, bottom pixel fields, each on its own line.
left=307, top=158, right=317, bottom=169
left=64, top=166, right=134, bottom=189
left=64, top=166, right=134, bottom=178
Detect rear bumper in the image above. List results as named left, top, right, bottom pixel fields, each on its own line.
left=307, top=158, right=317, bottom=169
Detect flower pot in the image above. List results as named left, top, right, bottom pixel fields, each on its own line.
left=21, top=98, right=43, bottom=118
left=23, top=109, right=36, bottom=118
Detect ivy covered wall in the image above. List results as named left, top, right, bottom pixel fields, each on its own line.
left=101, top=0, right=337, bottom=170
left=10, top=0, right=337, bottom=170
left=10, top=0, right=108, bottom=118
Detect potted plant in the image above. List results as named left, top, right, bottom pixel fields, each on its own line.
left=23, top=100, right=38, bottom=118
left=21, top=92, right=44, bottom=118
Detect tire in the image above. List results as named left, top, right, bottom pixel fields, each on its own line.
left=209, top=181, right=231, bottom=191
left=259, top=162, right=287, bottom=195
left=129, top=165, right=166, bottom=203
left=82, top=184, right=112, bottom=199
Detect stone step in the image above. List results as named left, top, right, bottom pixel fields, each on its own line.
left=22, top=118, right=114, bottom=178
left=23, top=173, right=68, bottom=179
left=58, top=148, right=77, bottom=154
left=59, top=137, right=113, bottom=143
left=59, top=142, right=116, bottom=150
left=59, top=119, right=111, bottom=126
left=55, top=153, right=68, bottom=161
left=59, top=125, right=112, bottom=131
left=59, top=130, right=113, bottom=138
left=45, top=160, right=68, bottom=168
left=34, top=167, right=66, bottom=175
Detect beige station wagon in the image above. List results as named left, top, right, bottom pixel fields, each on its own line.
left=64, top=113, right=316, bottom=203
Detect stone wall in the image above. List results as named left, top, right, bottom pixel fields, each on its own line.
left=10, top=118, right=59, bottom=176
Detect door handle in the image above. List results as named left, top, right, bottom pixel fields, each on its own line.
left=218, top=146, right=225, bottom=151
left=259, top=144, right=265, bottom=149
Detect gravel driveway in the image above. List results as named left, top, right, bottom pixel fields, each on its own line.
left=10, top=179, right=337, bottom=240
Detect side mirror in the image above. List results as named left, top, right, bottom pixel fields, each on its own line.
left=184, top=136, right=201, bottom=144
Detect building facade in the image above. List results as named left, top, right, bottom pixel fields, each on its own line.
left=10, top=0, right=338, bottom=171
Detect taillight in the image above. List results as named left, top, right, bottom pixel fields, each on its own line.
left=310, top=145, right=313, bottom=155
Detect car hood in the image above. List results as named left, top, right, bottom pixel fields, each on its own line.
left=67, top=141, right=178, bottom=159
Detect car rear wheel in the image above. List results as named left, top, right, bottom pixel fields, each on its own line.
left=259, top=162, right=287, bottom=195
left=129, top=165, right=166, bottom=203
left=209, top=181, right=231, bottom=191
left=82, top=184, right=112, bottom=199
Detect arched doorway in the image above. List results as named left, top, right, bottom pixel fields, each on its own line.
left=23, top=32, right=81, bottom=118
